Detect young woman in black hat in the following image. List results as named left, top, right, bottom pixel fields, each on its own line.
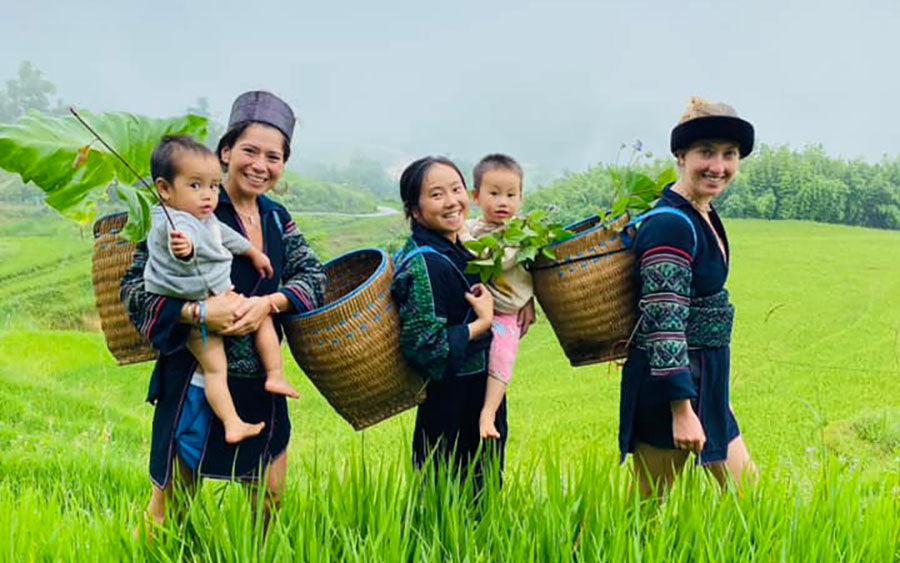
left=618, top=97, right=757, bottom=497
left=121, top=91, right=326, bottom=532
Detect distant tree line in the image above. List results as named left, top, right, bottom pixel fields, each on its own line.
left=273, top=171, right=377, bottom=214
left=3, top=62, right=899, bottom=227
left=717, top=144, right=900, bottom=229
left=524, top=144, right=900, bottom=230
left=298, top=155, right=397, bottom=200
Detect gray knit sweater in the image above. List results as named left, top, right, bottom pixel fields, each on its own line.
left=143, top=206, right=251, bottom=300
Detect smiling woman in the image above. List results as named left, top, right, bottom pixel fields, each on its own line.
left=120, top=91, right=326, bottom=536
left=391, top=156, right=502, bottom=486
left=619, top=97, right=758, bottom=498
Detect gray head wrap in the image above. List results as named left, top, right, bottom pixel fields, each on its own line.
left=227, top=91, right=295, bottom=142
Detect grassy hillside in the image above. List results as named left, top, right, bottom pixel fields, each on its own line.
left=0, top=214, right=898, bottom=559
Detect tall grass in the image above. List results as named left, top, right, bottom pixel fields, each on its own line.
left=2, top=449, right=897, bottom=561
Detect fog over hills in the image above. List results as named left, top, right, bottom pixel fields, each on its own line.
left=2, top=0, right=897, bottom=178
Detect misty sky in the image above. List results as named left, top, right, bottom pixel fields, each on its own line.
left=2, top=0, right=898, bottom=179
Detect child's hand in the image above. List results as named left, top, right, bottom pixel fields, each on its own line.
left=248, top=249, right=274, bottom=279
left=169, top=230, right=193, bottom=258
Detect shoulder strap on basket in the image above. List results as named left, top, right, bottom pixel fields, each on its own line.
left=272, top=210, right=283, bottom=235
left=623, top=207, right=698, bottom=258
left=393, top=246, right=471, bottom=287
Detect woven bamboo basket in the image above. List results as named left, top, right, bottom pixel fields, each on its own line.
left=283, top=248, right=426, bottom=430
left=91, top=213, right=157, bottom=365
left=530, top=213, right=638, bottom=366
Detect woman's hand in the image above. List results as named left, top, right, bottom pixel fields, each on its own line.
left=465, top=283, right=494, bottom=322
left=517, top=297, right=536, bottom=337
left=671, top=399, right=706, bottom=453
left=220, top=295, right=271, bottom=336
left=203, top=291, right=244, bottom=333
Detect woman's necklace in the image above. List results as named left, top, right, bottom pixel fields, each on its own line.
left=234, top=204, right=260, bottom=226
left=673, top=184, right=728, bottom=262
left=672, top=184, right=712, bottom=214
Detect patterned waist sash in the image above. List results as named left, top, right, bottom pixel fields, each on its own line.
left=685, top=290, right=734, bottom=348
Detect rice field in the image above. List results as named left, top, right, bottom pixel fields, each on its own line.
left=0, top=213, right=898, bottom=561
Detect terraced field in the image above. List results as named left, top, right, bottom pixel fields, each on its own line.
left=0, top=210, right=898, bottom=560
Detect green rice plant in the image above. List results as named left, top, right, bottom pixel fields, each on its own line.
left=1, top=449, right=898, bottom=561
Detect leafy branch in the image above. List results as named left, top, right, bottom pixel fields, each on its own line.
left=463, top=210, right=572, bottom=289
left=602, top=140, right=676, bottom=227
left=0, top=108, right=207, bottom=240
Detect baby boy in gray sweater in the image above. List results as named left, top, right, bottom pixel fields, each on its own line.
left=143, top=135, right=295, bottom=444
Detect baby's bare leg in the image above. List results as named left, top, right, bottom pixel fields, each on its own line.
left=481, top=312, right=519, bottom=440
left=187, top=331, right=265, bottom=443
left=256, top=316, right=299, bottom=398
left=479, top=376, right=506, bottom=440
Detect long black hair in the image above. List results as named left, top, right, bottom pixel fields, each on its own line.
left=399, top=156, right=467, bottom=222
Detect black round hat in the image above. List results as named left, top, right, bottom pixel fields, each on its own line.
left=670, top=115, right=754, bottom=159
left=227, top=91, right=295, bottom=142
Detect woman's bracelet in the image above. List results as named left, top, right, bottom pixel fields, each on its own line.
left=190, top=301, right=201, bottom=327
left=267, top=294, right=280, bottom=314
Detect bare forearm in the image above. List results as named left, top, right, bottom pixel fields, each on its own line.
left=266, top=292, right=291, bottom=313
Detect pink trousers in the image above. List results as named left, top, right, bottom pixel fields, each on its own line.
left=488, top=311, right=521, bottom=384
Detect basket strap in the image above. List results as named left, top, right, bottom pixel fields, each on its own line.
left=622, top=207, right=698, bottom=258
left=272, top=210, right=283, bottom=235
left=393, top=246, right=471, bottom=288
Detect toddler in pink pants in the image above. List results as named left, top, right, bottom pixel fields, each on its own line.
left=464, top=154, right=535, bottom=440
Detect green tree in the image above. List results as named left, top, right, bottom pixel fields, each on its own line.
left=0, top=61, right=62, bottom=122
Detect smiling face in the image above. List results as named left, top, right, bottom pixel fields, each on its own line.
left=219, top=123, right=286, bottom=199
left=473, top=167, right=522, bottom=224
left=676, top=139, right=740, bottom=200
left=156, top=151, right=222, bottom=219
left=411, top=163, right=470, bottom=241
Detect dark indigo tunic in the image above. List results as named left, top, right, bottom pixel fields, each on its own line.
left=391, top=223, right=507, bottom=474
left=121, top=189, right=325, bottom=487
left=619, top=184, right=740, bottom=464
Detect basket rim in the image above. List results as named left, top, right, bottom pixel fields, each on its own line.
left=545, top=213, right=630, bottom=248
left=530, top=213, right=632, bottom=271
left=93, top=211, right=129, bottom=238
left=286, top=247, right=388, bottom=320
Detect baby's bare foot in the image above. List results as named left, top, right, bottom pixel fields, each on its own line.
left=224, top=420, right=265, bottom=444
left=479, top=410, right=501, bottom=440
left=265, top=376, right=300, bottom=399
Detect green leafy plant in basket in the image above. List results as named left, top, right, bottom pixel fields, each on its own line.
left=602, top=140, right=676, bottom=228
left=463, top=209, right=572, bottom=294
left=0, top=108, right=208, bottom=241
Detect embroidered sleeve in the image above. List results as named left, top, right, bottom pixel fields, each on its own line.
left=635, top=212, right=698, bottom=401
left=391, top=250, right=468, bottom=381
left=278, top=215, right=326, bottom=314
left=120, top=242, right=189, bottom=355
